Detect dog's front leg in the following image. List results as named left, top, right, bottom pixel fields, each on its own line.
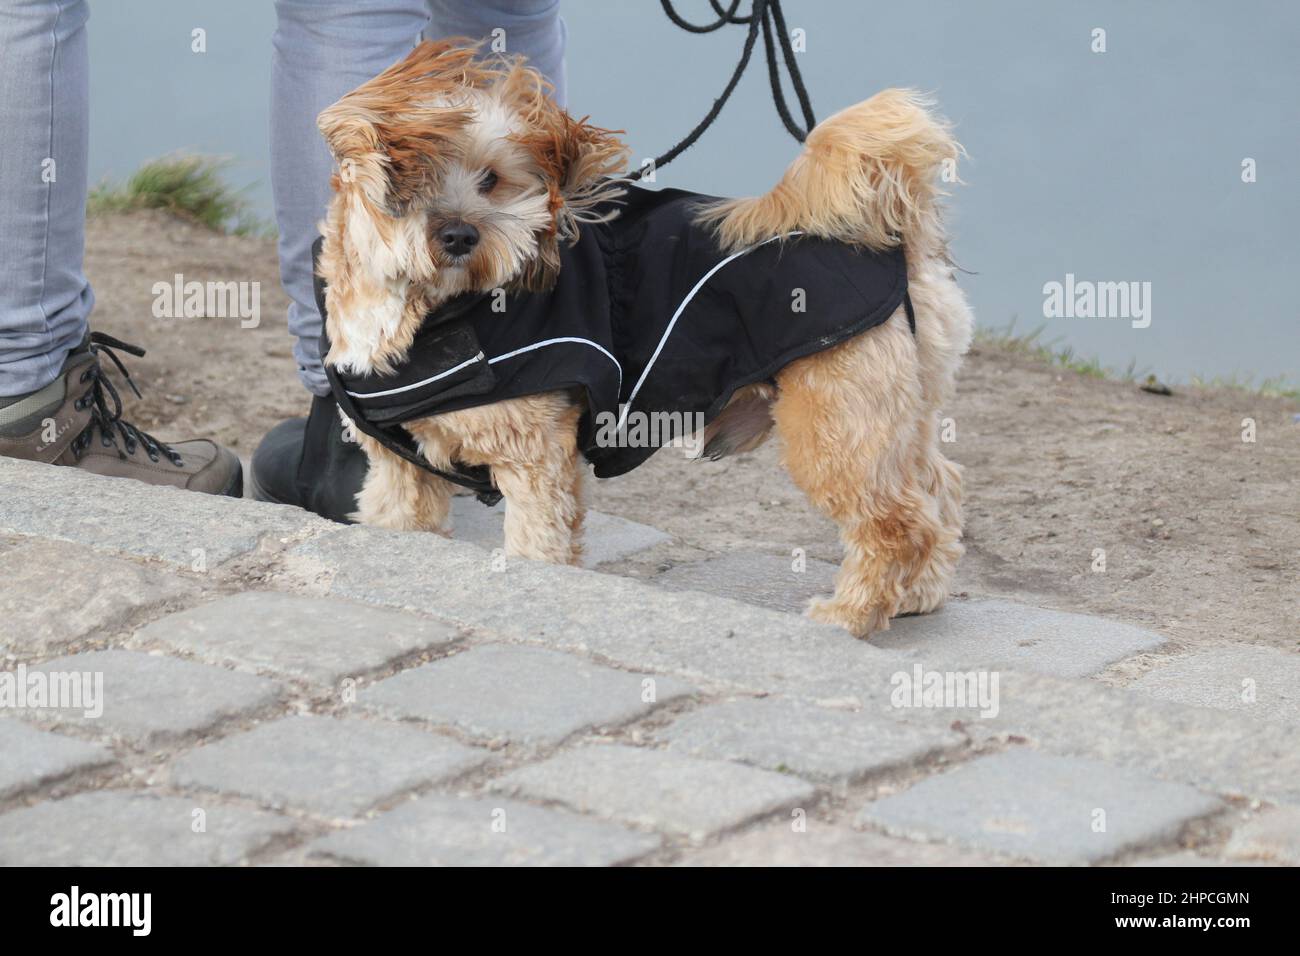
left=492, top=447, right=584, bottom=566
left=353, top=435, right=452, bottom=533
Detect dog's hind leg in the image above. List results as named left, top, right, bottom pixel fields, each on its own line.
left=892, top=272, right=970, bottom=616
left=896, top=427, right=963, bottom=616
left=565, top=464, right=586, bottom=565
left=772, top=319, right=944, bottom=638
left=353, top=435, right=453, bottom=533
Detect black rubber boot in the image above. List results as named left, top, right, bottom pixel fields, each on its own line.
left=249, top=394, right=368, bottom=523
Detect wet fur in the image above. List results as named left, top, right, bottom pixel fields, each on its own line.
left=318, top=41, right=973, bottom=637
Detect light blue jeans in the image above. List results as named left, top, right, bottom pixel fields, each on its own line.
left=0, top=0, right=565, bottom=398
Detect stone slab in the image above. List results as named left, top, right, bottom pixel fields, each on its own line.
left=492, top=744, right=816, bottom=840
left=1129, top=646, right=1300, bottom=723
left=961, top=670, right=1300, bottom=808
left=1224, top=806, right=1300, bottom=865
left=20, top=649, right=281, bottom=743
left=450, top=497, right=671, bottom=568
left=0, top=719, right=114, bottom=799
left=876, top=598, right=1167, bottom=678
left=311, top=794, right=660, bottom=866
left=137, top=591, right=459, bottom=685
left=1130, top=851, right=1265, bottom=867
left=0, top=790, right=296, bottom=865
left=0, top=455, right=333, bottom=567
left=858, top=749, right=1222, bottom=864
left=0, top=539, right=196, bottom=656
left=364, top=644, right=692, bottom=745
left=653, top=551, right=839, bottom=614
left=660, top=696, right=962, bottom=783
left=170, top=715, right=488, bottom=817
left=677, top=822, right=998, bottom=866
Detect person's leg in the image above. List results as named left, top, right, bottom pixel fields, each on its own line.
left=427, top=0, right=566, bottom=106
left=274, top=0, right=568, bottom=398
left=0, top=0, right=242, bottom=494
left=0, top=0, right=93, bottom=398
left=255, top=0, right=435, bottom=518
left=272, top=0, right=434, bottom=398
left=255, top=0, right=568, bottom=520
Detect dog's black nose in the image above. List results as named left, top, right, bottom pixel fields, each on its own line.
left=439, top=221, right=479, bottom=257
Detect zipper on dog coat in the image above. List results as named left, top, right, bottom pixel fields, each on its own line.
left=318, top=183, right=913, bottom=503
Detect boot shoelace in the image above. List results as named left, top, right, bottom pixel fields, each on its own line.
left=69, top=332, right=184, bottom=468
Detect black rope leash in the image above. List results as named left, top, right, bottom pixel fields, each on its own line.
left=632, top=0, right=816, bottom=179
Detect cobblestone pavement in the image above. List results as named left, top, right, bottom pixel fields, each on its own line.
left=0, top=457, right=1296, bottom=866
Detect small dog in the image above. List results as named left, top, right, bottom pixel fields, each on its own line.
left=315, top=39, right=973, bottom=637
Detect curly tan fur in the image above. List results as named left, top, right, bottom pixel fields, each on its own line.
left=318, top=42, right=973, bottom=638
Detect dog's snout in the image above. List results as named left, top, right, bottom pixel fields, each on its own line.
left=439, top=221, right=479, bottom=257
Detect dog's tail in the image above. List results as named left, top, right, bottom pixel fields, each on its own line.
left=694, top=91, right=961, bottom=461
left=696, top=89, right=961, bottom=258
left=699, top=383, right=777, bottom=461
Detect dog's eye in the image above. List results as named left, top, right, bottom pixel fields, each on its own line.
left=478, top=169, right=499, bottom=194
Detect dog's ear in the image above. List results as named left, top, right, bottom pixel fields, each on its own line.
left=499, top=62, right=628, bottom=242
left=317, top=39, right=484, bottom=217
left=513, top=231, right=563, bottom=293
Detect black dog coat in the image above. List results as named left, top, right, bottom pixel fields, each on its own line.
left=318, top=183, right=912, bottom=503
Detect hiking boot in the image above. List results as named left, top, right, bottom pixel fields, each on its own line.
left=249, top=393, right=367, bottom=523
left=0, top=331, right=242, bottom=496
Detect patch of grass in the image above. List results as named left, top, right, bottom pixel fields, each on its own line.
left=973, top=319, right=1140, bottom=381
left=976, top=318, right=1300, bottom=402
left=1189, top=373, right=1300, bottom=402
left=88, top=154, right=272, bottom=237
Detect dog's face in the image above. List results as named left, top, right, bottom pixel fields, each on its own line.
left=318, top=40, right=627, bottom=297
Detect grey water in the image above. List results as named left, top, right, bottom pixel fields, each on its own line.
left=85, top=0, right=1298, bottom=385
